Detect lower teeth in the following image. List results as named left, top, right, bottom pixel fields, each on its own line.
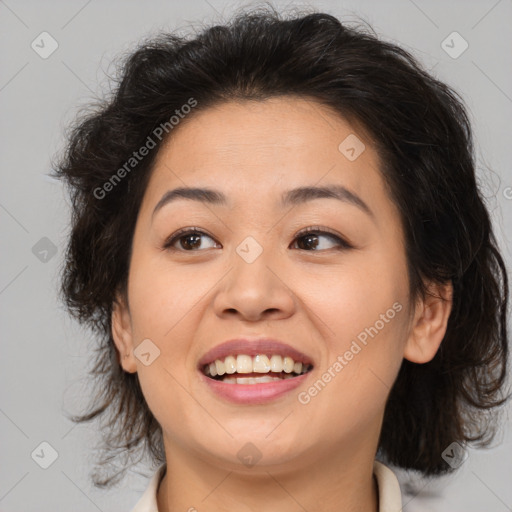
left=221, top=374, right=297, bottom=384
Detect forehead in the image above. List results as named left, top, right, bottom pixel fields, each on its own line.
left=141, top=97, right=387, bottom=213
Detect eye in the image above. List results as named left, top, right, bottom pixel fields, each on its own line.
left=291, top=226, right=352, bottom=251
left=163, top=228, right=219, bottom=251
left=163, top=226, right=352, bottom=252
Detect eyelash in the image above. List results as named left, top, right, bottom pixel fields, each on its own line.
left=162, top=226, right=353, bottom=252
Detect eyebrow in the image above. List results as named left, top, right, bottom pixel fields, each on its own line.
left=152, top=184, right=374, bottom=220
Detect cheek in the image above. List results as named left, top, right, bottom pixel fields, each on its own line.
left=299, top=253, right=408, bottom=392
left=127, top=250, right=205, bottom=338
left=301, top=257, right=405, bottom=335
left=127, top=249, right=216, bottom=392
left=126, top=254, right=204, bottom=425
left=301, top=283, right=406, bottom=437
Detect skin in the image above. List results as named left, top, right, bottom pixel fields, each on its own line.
left=112, top=97, right=453, bottom=512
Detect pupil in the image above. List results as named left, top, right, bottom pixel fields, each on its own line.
left=300, top=234, right=318, bottom=250
left=183, top=235, right=201, bottom=249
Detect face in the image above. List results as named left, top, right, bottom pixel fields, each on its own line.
left=112, top=97, right=441, bottom=473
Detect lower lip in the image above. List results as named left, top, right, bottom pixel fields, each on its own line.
left=199, top=371, right=311, bottom=404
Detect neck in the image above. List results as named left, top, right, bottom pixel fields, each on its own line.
left=157, top=439, right=379, bottom=512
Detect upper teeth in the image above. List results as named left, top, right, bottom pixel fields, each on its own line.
left=204, top=354, right=311, bottom=377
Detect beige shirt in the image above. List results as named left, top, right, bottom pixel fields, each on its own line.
left=130, top=459, right=403, bottom=512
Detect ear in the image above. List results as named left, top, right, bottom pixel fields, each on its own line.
left=403, top=280, right=453, bottom=364
left=111, top=292, right=137, bottom=373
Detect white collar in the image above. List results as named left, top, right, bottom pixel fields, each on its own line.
left=130, top=459, right=402, bottom=512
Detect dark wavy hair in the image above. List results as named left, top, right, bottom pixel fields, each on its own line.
left=52, top=5, right=510, bottom=488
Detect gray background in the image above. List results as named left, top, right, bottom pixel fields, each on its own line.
left=1, top=0, right=511, bottom=510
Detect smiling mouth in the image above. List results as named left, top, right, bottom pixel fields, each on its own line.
left=201, top=354, right=314, bottom=384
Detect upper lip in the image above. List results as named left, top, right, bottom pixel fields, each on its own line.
left=197, top=337, right=315, bottom=369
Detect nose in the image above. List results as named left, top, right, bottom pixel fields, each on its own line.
left=213, top=246, right=296, bottom=323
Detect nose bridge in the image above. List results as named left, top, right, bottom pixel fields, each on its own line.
left=231, top=232, right=277, bottom=295
left=213, top=232, right=295, bottom=321
left=227, top=203, right=276, bottom=266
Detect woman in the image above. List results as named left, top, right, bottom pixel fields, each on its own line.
left=54, top=7, right=510, bottom=512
